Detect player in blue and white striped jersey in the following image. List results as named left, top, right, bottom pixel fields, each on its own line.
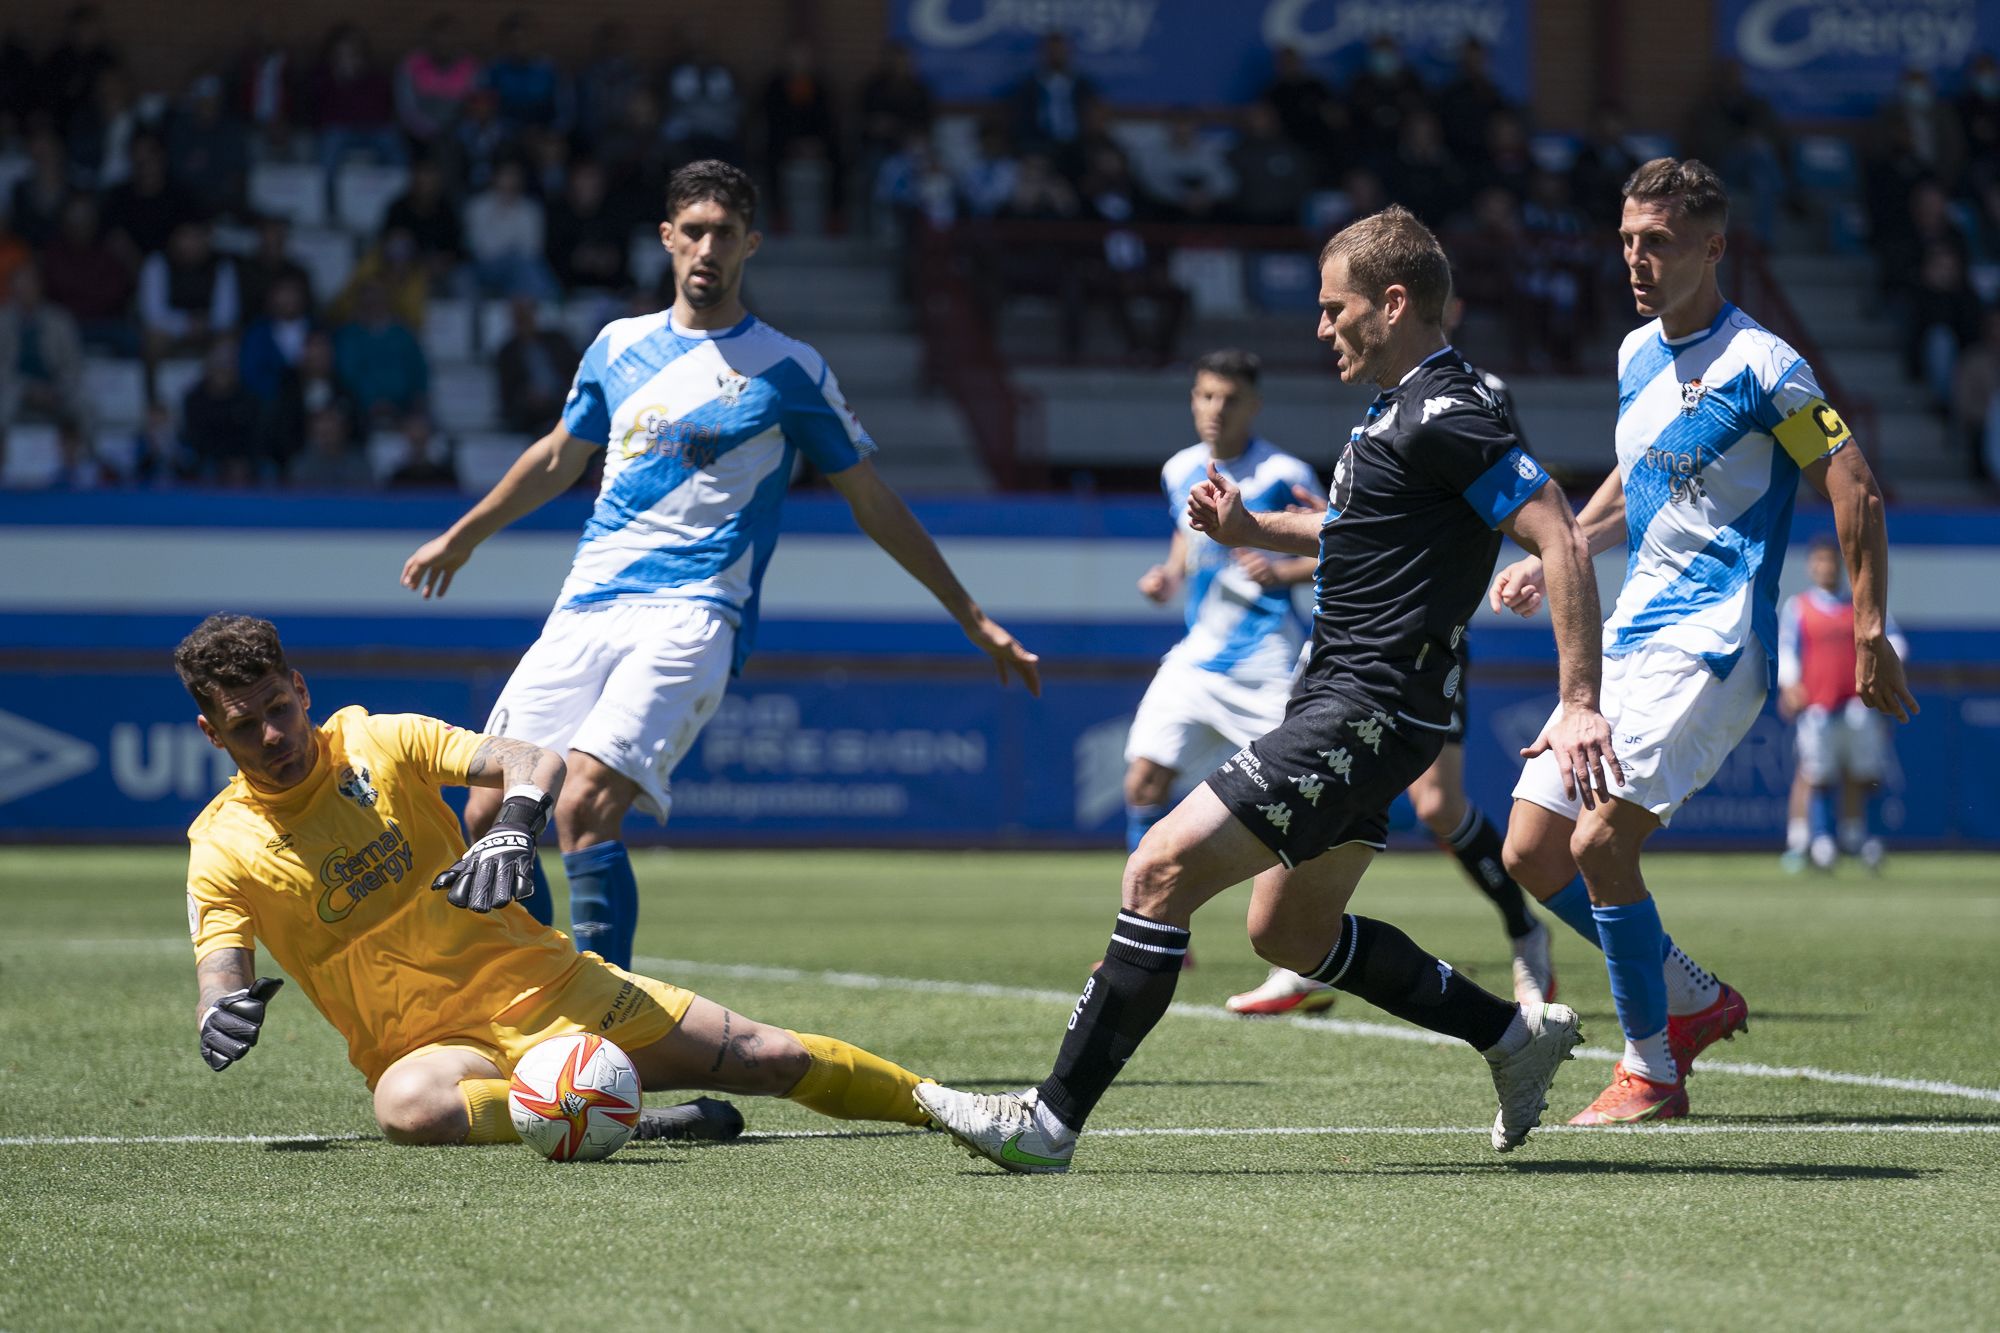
left=402, top=162, right=1039, bottom=967
left=1490, top=159, right=1916, bottom=1126
left=1124, top=350, right=1318, bottom=858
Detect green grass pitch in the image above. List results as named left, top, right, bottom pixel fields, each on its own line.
left=3, top=847, right=1996, bottom=1331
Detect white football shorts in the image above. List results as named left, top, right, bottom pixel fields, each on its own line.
left=1513, top=640, right=1767, bottom=827
left=1794, top=699, right=1888, bottom=784
left=486, top=601, right=733, bottom=822
left=1125, top=657, right=1294, bottom=776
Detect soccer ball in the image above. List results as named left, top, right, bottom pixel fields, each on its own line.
left=507, top=1033, right=644, bottom=1162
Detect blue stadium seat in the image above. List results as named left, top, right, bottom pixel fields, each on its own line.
left=286, top=228, right=356, bottom=306
left=422, top=298, right=477, bottom=364
left=248, top=162, right=326, bottom=229
left=334, top=163, right=411, bottom=236
left=82, top=358, right=146, bottom=427
left=1793, top=135, right=1859, bottom=193
left=0, top=422, right=60, bottom=486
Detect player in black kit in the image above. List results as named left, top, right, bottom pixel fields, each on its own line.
left=915, top=207, right=1622, bottom=1173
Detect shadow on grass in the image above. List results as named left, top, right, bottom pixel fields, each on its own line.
left=265, top=1137, right=379, bottom=1153
left=1701, top=1111, right=2000, bottom=1126
left=950, top=1078, right=1270, bottom=1090
left=1095, top=1160, right=1933, bottom=1181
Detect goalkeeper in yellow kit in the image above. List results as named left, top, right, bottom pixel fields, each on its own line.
left=178, top=614, right=932, bottom=1146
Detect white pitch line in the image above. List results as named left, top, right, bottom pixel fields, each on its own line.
left=5, top=1124, right=1997, bottom=1149
left=637, top=955, right=2000, bottom=1107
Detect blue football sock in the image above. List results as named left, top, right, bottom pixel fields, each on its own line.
left=1808, top=787, right=1837, bottom=843
left=1542, top=877, right=1600, bottom=945
left=519, top=855, right=554, bottom=927
left=563, top=841, right=638, bottom=969
left=1593, top=898, right=1670, bottom=1044
left=1125, top=803, right=1166, bottom=853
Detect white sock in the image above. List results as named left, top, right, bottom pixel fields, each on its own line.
left=1785, top=817, right=1809, bottom=853
left=1839, top=818, right=1866, bottom=853
left=1623, top=1030, right=1677, bottom=1083
left=1663, top=943, right=1722, bottom=1017
left=1484, top=1008, right=1532, bottom=1060
left=1030, top=1095, right=1077, bottom=1145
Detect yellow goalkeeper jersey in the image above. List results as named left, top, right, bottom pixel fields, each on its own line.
left=186, top=706, right=580, bottom=1083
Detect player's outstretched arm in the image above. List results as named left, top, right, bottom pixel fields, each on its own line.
left=1187, top=462, right=1318, bottom=554
left=195, top=947, right=283, bottom=1072
left=1489, top=470, right=1625, bottom=616
left=433, top=737, right=564, bottom=913
left=1807, top=444, right=1918, bottom=723
left=827, top=459, right=1041, bottom=696
left=400, top=427, right=598, bottom=599
left=1137, top=531, right=1187, bottom=603
left=1501, top=483, right=1624, bottom=807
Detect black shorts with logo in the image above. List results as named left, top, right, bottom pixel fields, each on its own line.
left=1205, top=688, right=1443, bottom=867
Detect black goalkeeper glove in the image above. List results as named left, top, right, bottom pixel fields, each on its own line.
left=199, top=976, right=284, bottom=1072
left=433, top=786, right=552, bottom=913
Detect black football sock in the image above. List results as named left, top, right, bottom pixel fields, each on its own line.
left=1036, top=910, right=1190, bottom=1133
left=1305, top=913, right=1517, bottom=1050
left=1444, top=804, right=1536, bottom=940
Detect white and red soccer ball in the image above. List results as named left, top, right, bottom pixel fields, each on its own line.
left=507, top=1033, right=643, bottom=1161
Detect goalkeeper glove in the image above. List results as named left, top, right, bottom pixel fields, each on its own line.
left=199, top=976, right=284, bottom=1071
left=433, top=785, right=552, bottom=913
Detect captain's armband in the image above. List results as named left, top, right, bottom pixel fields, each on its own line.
left=1773, top=397, right=1851, bottom=468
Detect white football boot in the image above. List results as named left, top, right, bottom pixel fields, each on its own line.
left=912, top=1083, right=1074, bottom=1174
left=1223, top=967, right=1339, bottom=1016
left=1509, top=919, right=1557, bottom=1006
left=1485, top=1001, right=1583, bottom=1152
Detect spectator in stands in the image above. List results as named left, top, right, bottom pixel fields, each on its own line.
left=1436, top=38, right=1512, bottom=165
left=313, top=24, right=404, bottom=199
left=998, top=151, right=1080, bottom=222
left=546, top=159, right=630, bottom=292
left=1470, top=111, right=1534, bottom=205
left=573, top=20, right=645, bottom=150
left=763, top=41, right=843, bottom=232
left=1570, top=106, right=1642, bottom=222
left=958, top=121, right=1021, bottom=219
left=0, top=33, right=32, bottom=139
left=65, top=63, right=143, bottom=191
left=384, top=407, right=458, bottom=489
left=494, top=296, right=579, bottom=434
left=1227, top=100, right=1310, bottom=226
left=1132, top=112, right=1235, bottom=222
left=1345, top=36, right=1424, bottom=150
left=465, top=160, right=556, bottom=299
left=1872, top=68, right=1966, bottom=195
left=138, top=219, right=240, bottom=382
left=1010, top=33, right=1097, bottom=170
left=1262, top=46, right=1342, bottom=174
left=1445, top=186, right=1532, bottom=369
left=661, top=35, right=743, bottom=167
left=857, top=40, right=934, bottom=222
left=333, top=276, right=427, bottom=425
left=524, top=126, right=572, bottom=203
left=234, top=29, right=303, bottom=161
left=486, top=12, right=569, bottom=134
left=875, top=132, right=961, bottom=237
left=129, top=401, right=197, bottom=486
left=1521, top=168, right=1594, bottom=371
left=1952, top=305, right=2000, bottom=482
left=1905, top=243, right=1983, bottom=412
left=1690, top=60, right=1792, bottom=244
left=167, top=74, right=250, bottom=220
left=1958, top=54, right=2000, bottom=193
left=180, top=333, right=260, bottom=485
left=595, top=88, right=672, bottom=223
left=454, top=89, right=513, bottom=194
left=49, top=418, right=118, bottom=489
left=39, top=193, right=134, bottom=349
left=237, top=273, right=313, bottom=405
left=1383, top=108, right=1469, bottom=229
left=1880, top=178, right=1970, bottom=305
left=396, top=14, right=482, bottom=155
left=288, top=402, right=374, bottom=488
left=382, top=157, right=466, bottom=285
left=1072, top=146, right=1188, bottom=366
left=0, top=229, right=24, bottom=306
left=101, top=132, right=190, bottom=267
left=8, top=126, right=71, bottom=250
left=42, top=4, right=118, bottom=137
left=0, top=263, right=89, bottom=437
left=260, top=326, right=357, bottom=469
left=236, top=215, right=315, bottom=325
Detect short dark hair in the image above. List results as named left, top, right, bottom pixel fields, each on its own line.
left=1318, top=204, right=1452, bottom=326
left=1808, top=533, right=1839, bottom=555
left=174, top=614, right=290, bottom=711
left=1622, top=157, right=1729, bottom=230
left=665, top=159, right=759, bottom=228
left=1193, top=348, right=1261, bottom=388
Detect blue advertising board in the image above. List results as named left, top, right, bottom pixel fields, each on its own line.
left=889, top=0, right=1532, bottom=107
left=1717, top=0, right=1997, bottom=119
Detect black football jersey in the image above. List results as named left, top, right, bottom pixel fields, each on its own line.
left=1302, top=347, right=1549, bottom=729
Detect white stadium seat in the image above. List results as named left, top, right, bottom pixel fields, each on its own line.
left=432, top=362, right=501, bottom=431
left=423, top=297, right=477, bottom=364
left=1, top=422, right=61, bottom=487
left=455, top=432, right=533, bottom=492
left=83, top=358, right=147, bottom=427
left=365, top=429, right=408, bottom=482
left=154, top=358, right=204, bottom=410
left=287, top=228, right=356, bottom=306
left=248, top=162, right=326, bottom=228
left=480, top=299, right=563, bottom=355
left=334, top=162, right=410, bottom=235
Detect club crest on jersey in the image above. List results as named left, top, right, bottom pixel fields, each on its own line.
left=1679, top=378, right=1707, bottom=415
left=337, top=765, right=378, bottom=808
left=716, top=368, right=749, bottom=406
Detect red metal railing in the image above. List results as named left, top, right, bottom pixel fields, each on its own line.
left=912, top=223, right=1047, bottom=490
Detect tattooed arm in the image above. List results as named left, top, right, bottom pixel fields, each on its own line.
left=195, top=947, right=254, bottom=1021
left=464, top=735, right=566, bottom=804
left=194, top=947, right=283, bottom=1071
left=433, top=736, right=563, bottom=913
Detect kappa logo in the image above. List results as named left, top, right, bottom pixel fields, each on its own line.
left=716, top=368, right=749, bottom=406
left=1436, top=959, right=1454, bottom=992
left=1421, top=395, right=1459, bottom=423
left=1680, top=378, right=1707, bottom=415
left=1326, top=442, right=1356, bottom=520
left=265, top=833, right=296, bottom=853
left=1348, top=713, right=1388, bottom=755
left=1258, top=801, right=1293, bottom=835
left=1291, top=771, right=1324, bottom=807
left=0, top=709, right=99, bottom=806
left=337, top=765, right=378, bottom=809
left=1316, top=746, right=1354, bottom=784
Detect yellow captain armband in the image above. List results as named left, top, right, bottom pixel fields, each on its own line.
left=1773, top=397, right=1852, bottom=467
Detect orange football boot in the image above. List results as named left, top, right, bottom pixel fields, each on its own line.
left=1668, top=982, right=1749, bottom=1076
left=1569, top=1062, right=1690, bottom=1125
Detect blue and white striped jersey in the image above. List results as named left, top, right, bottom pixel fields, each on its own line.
left=1159, top=437, right=1318, bottom=682
left=555, top=310, right=874, bottom=670
left=1608, top=303, right=1852, bottom=683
